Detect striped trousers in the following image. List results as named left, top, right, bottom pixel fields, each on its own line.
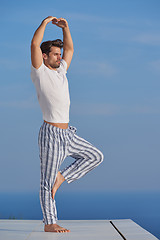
left=38, top=122, right=104, bottom=225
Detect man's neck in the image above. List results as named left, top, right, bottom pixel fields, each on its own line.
left=44, top=62, right=57, bottom=71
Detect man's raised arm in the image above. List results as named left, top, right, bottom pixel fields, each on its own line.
left=62, top=19, right=74, bottom=70
left=53, top=18, right=74, bottom=70
left=31, top=16, right=55, bottom=69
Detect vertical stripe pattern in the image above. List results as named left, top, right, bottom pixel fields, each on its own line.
left=38, top=122, right=104, bottom=225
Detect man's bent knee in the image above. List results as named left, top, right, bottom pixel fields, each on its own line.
left=94, top=148, right=104, bottom=166
left=98, top=150, right=104, bottom=164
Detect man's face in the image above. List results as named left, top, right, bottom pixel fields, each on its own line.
left=44, top=46, right=62, bottom=69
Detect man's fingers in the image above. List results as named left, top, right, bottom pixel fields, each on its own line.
left=44, top=16, right=58, bottom=24
left=52, top=18, right=58, bottom=24
left=57, top=18, right=67, bottom=23
left=51, top=17, right=68, bottom=28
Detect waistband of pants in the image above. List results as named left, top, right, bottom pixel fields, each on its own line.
left=42, top=121, right=77, bottom=134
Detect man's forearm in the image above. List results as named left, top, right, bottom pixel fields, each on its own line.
left=62, top=25, right=74, bottom=52
left=31, top=20, right=48, bottom=46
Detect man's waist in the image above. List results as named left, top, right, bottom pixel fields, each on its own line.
left=44, top=120, right=68, bottom=129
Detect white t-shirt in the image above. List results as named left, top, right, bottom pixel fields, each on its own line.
left=31, top=59, right=70, bottom=123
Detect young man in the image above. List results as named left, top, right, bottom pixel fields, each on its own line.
left=31, top=16, right=104, bottom=233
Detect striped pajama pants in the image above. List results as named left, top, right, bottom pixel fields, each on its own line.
left=38, top=122, right=104, bottom=225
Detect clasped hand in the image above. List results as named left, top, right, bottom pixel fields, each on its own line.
left=44, top=16, right=68, bottom=28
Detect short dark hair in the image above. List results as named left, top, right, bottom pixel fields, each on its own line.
left=40, top=39, right=63, bottom=55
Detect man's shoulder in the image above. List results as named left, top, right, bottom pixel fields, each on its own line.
left=31, top=63, right=46, bottom=84
left=31, top=62, right=45, bottom=73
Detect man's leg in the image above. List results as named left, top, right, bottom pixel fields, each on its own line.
left=38, top=122, right=70, bottom=232
left=60, top=130, right=104, bottom=184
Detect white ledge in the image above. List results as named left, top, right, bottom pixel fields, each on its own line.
left=0, top=219, right=158, bottom=240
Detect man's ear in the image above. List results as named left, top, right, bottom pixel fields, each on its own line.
left=42, top=53, right=48, bottom=60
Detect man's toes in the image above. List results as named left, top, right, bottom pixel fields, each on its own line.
left=59, top=229, right=68, bottom=233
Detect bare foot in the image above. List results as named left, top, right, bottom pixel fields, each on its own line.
left=52, top=171, right=65, bottom=200
left=44, top=223, right=70, bottom=233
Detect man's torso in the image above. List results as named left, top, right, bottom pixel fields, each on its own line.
left=31, top=59, right=70, bottom=127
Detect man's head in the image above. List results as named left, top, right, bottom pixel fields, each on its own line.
left=40, top=39, right=63, bottom=69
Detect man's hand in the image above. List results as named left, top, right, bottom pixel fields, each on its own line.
left=43, top=16, right=57, bottom=25
left=42, top=16, right=68, bottom=28
left=52, top=18, right=68, bottom=29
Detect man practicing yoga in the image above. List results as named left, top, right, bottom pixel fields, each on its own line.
left=31, top=16, right=104, bottom=233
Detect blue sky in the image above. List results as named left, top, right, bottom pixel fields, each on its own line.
left=0, top=0, right=160, bottom=193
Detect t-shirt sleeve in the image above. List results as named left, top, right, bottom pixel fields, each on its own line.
left=31, top=63, right=44, bottom=83
left=58, top=59, right=67, bottom=74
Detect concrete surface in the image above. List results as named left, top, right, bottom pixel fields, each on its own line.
left=0, top=219, right=158, bottom=240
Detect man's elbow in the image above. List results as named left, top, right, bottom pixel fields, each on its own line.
left=71, top=48, right=74, bottom=57
left=64, top=48, right=74, bottom=56
left=70, top=46, right=74, bottom=54
left=63, top=44, right=74, bottom=53
left=31, top=40, right=40, bottom=48
left=70, top=48, right=74, bottom=56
